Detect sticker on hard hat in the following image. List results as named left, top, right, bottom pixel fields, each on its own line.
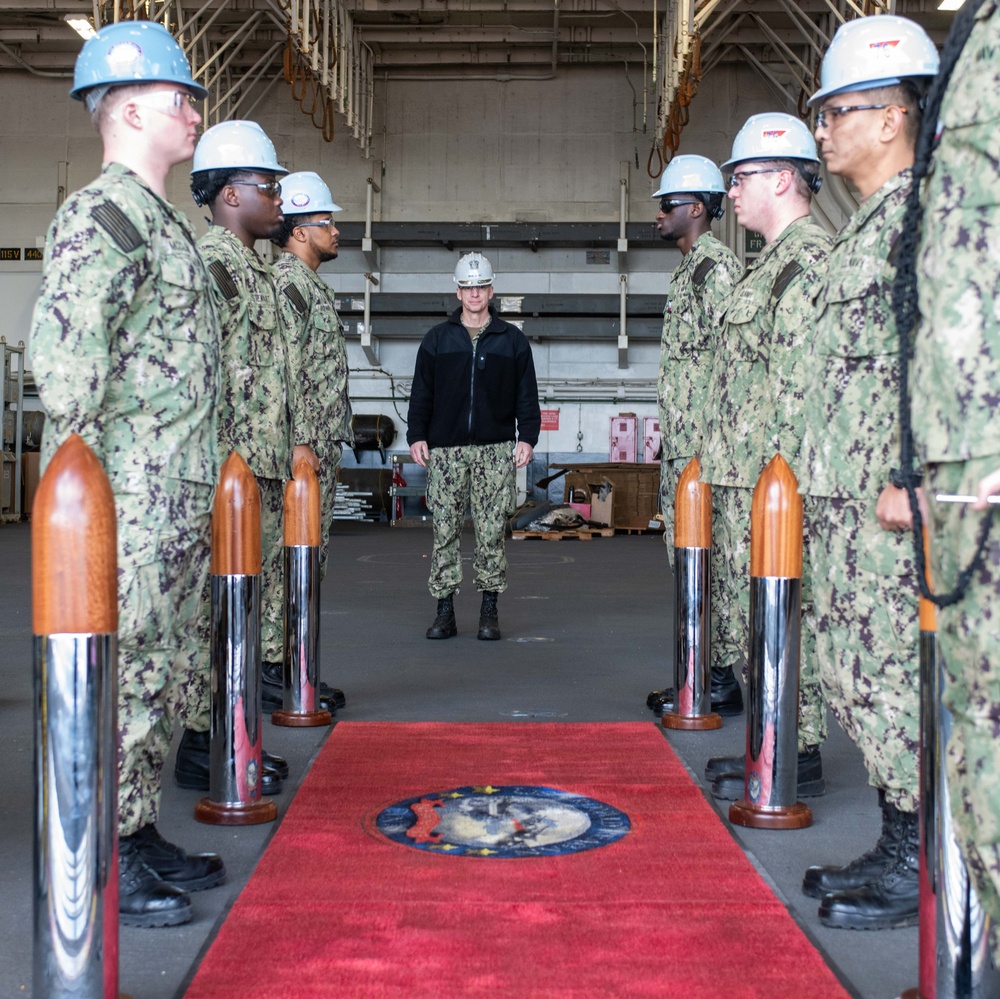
left=762, top=130, right=787, bottom=141
left=291, top=193, right=312, bottom=208
left=869, top=39, right=901, bottom=53
left=106, top=42, right=142, bottom=68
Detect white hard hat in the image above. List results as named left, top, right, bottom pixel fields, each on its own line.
left=454, top=252, right=494, bottom=287
left=191, top=120, right=287, bottom=175
left=652, top=155, right=726, bottom=198
left=280, top=172, right=342, bottom=214
left=809, top=15, right=939, bottom=107
left=721, top=112, right=821, bottom=171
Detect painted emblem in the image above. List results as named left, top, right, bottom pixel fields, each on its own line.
left=246, top=758, right=258, bottom=792
left=373, top=785, right=630, bottom=858
left=106, top=42, right=142, bottom=68
left=747, top=770, right=762, bottom=803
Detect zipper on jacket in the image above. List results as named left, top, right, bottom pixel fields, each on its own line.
left=468, top=333, right=476, bottom=437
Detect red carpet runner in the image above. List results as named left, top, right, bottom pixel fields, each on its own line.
left=186, top=722, right=851, bottom=998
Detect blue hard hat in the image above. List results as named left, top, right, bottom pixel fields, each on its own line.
left=71, top=20, right=207, bottom=101
left=810, top=15, right=939, bottom=107
left=721, top=112, right=821, bottom=171
left=652, top=155, right=726, bottom=198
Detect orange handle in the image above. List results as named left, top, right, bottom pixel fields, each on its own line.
left=32, top=434, right=118, bottom=634
left=750, top=453, right=803, bottom=579
left=211, top=450, right=262, bottom=575
left=284, top=456, right=321, bottom=547
left=674, top=456, right=712, bottom=548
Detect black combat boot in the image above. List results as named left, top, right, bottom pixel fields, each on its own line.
left=477, top=591, right=501, bottom=641
left=802, top=790, right=901, bottom=898
left=318, top=682, right=347, bottom=712
left=818, top=807, right=920, bottom=930
left=119, top=832, right=192, bottom=928
left=710, top=745, right=825, bottom=800
left=261, top=660, right=284, bottom=713
left=127, top=823, right=226, bottom=892
left=173, top=728, right=284, bottom=795
left=263, top=659, right=343, bottom=715
left=426, top=595, right=457, bottom=639
left=649, top=664, right=744, bottom=717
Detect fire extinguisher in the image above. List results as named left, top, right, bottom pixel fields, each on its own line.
left=391, top=462, right=406, bottom=522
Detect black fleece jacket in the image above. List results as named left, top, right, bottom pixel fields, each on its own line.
left=406, top=306, right=541, bottom=448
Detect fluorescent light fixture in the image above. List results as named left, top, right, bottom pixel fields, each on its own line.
left=63, top=14, right=97, bottom=39
left=938, top=0, right=966, bottom=10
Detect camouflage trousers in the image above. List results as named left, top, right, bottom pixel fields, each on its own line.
left=711, top=484, right=826, bottom=750
left=806, top=495, right=920, bottom=812
left=426, top=442, right=517, bottom=598
left=116, top=480, right=212, bottom=836
left=185, top=475, right=285, bottom=729
left=927, top=458, right=1000, bottom=937
left=660, top=454, right=694, bottom=569
left=259, top=476, right=287, bottom=665
left=317, top=442, right=343, bottom=582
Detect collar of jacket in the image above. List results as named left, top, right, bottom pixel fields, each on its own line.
left=449, top=303, right=503, bottom=332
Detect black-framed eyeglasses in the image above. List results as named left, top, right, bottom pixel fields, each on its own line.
left=659, top=198, right=700, bottom=213
left=295, top=219, right=336, bottom=229
left=229, top=180, right=282, bottom=198
left=727, top=168, right=784, bottom=189
left=814, top=104, right=905, bottom=129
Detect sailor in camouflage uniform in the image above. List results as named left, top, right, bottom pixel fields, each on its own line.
left=699, top=114, right=831, bottom=802
left=266, top=171, right=352, bottom=715
left=30, top=21, right=225, bottom=928
left=644, top=155, right=744, bottom=719
left=795, top=16, right=940, bottom=931
left=173, top=121, right=297, bottom=796
left=407, top=253, right=541, bottom=641
left=913, top=0, right=1000, bottom=950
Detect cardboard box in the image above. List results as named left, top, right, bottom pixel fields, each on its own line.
left=22, top=452, right=40, bottom=517
left=588, top=479, right=614, bottom=527
left=555, top=461, right=660, bottom=531
left=562, top=475, right=613, bottom=526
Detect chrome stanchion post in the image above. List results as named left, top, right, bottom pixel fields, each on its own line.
left=902, top=530, right=1000, bottom=999
left=33, top=434, right=119, bottom=998
left=273, top=456, right=331, bottom=728
left=195, top=451, right=276, bottom=826
left=730, top=453, right=812, bottom=831
left=663, top=456, right=721, bottom=731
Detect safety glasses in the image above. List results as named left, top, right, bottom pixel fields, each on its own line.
left=229, top=180, right=283, bottom=198
left=659, top=198, right=701, bottom=213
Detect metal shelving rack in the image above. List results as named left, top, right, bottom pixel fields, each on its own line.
left=1, top=338, right=26, bottom=523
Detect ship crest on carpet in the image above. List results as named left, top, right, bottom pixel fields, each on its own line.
left=373, top=785, right=630, bottom=858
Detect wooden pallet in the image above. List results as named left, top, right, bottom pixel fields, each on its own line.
left=510, top=526, right=615, bottom=541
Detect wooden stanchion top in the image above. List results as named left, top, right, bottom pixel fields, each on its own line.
left=211, top=450, right=262, bottom=575
left=920, top=525, right=936, bottom=632
left=284, top=457, right=321, bottom=547
left=750, top=454, right=803, bottom=579
left=674, top=456, right=712, bottom=548
left=32, top=434, right=118, bottom=635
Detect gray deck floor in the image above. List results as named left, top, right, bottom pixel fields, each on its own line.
left=1, top=519, right=918, bottom=998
